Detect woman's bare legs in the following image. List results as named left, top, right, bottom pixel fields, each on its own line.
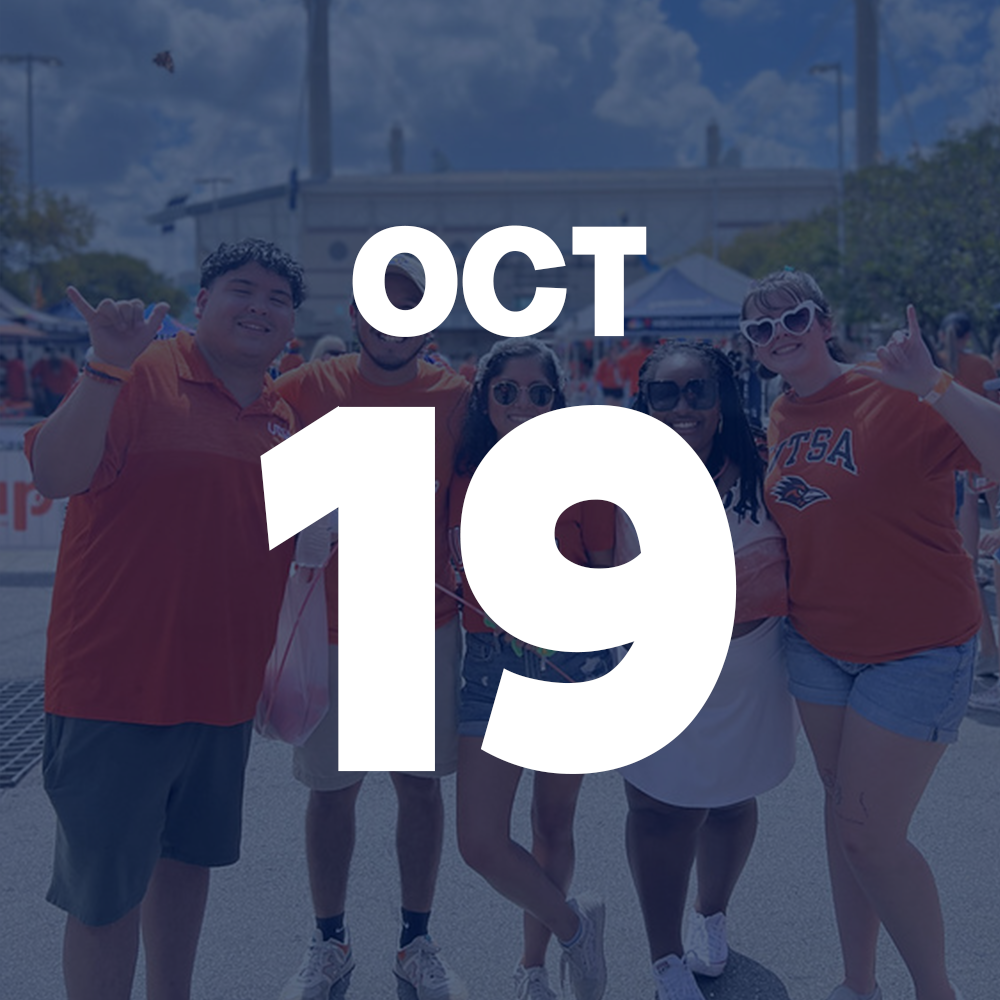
left=522, top=771, right=584, bottom=967
left=694, top=798, right=758, bottom=917
left=624, top=781, right=706, bottom=962
left=456, top=737, right=580, bottom=947
left=798, top=702, right=957, bottom=1000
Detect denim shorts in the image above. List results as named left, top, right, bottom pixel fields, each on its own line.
left=458, top=631, right=615, bottom=737
left=784, top=621, right=976, bottom=743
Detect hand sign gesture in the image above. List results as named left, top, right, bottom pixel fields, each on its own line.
left=67, top=286, right=171, bottom=370
left=857, top=304, right=940, bottom=398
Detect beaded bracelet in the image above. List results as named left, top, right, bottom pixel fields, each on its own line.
left=918, top=370, right=954, bottom=406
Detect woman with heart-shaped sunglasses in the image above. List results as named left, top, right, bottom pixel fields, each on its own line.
left=742, top=268, right=1000, bottom=1000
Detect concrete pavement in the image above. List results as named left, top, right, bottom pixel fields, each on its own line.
left=1, top=571, right=998, bottom=1000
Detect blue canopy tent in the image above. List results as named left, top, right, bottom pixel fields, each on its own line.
left=555, top=253, right=751, bottom=341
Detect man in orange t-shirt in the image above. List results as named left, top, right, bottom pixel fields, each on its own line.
left=26, top=239, right=302, bottom=1000
left=617, top=336, right=654, bottom=399
left=594, top=343, right=624, bottom=403
left=275, top=254, right=471, bottom=1000
left=31, top=348, right=78, bottom=414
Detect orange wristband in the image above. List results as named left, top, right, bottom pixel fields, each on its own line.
left=918, top=370, right=954, bottom=405
left=84, top=348, right=133, bottom=383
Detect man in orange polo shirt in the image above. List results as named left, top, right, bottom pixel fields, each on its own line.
left=26, top=238, right=303, bottom=1000
left=276, top=254, right=471, bottom=1000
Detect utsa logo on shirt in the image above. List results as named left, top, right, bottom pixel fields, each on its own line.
left=268, top=420, right=291, bottom=442
left=770, top=475, right=830, bottom=510
left=768, top=426, right=857, bottom=475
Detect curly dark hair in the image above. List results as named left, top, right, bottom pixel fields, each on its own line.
left=200, top=238, right=307, bottom=308
left=455, top=338, right=567, bottom=475
left=633, top=340, right=764, bottom=521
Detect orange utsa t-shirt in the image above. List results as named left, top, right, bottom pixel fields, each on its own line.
left=765, top=368, right=980, bottom=662
left=276, top=355, right=470, bottom=642
left=25, top=333, right=296, bottom=726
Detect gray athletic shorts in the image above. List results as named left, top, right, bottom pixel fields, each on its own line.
left=43, top=714, right=252, bottom=926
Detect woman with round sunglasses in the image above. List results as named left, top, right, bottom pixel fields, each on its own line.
left=741, top=269, right=1000, bottom=1000
left=619, top=341, right=795, bottom=1000
left=451, top=338, right=616, bottom=1000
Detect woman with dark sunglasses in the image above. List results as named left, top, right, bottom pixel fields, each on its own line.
left=619, top=341, right=795, bottom=1000
left=741, top=269, right=1000, bottom=1000
left=451, top=338, right=616, bottom=1000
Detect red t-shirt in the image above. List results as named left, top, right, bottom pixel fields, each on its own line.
left=4, top=357, right=27, bottom=401
left=765, top=368, right=980, bottom=662
left=276, top=355, right=470, bottom=642
left=25, top=333, right=295, bottom=726
left=32, top=355, right=78, bottom=396
left=618, top=343, right=652, bottom=396
left=449, top=471, right=616, bottom=634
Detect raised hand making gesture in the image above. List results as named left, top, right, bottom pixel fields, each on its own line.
left=857, top=304, right=941, bottom=398
left=67, top=286, right=170, bottom=370
left=30, top=291, right=170, bottom=497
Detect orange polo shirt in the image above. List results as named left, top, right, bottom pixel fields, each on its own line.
left=25, top=333, right=295, bottom=726
left=277, top=355, right=470, bottom=642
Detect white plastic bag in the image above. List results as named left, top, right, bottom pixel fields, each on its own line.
left=255, top=560, right=331, bottom=746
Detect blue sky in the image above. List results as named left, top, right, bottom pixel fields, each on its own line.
left=1, top=0, right=998, bottom=277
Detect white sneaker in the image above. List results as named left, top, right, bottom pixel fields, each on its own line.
left=279, top=928, right=355, bottom=1000
left=559, top=896, right=607, bottom=1000
left=968, top=681, right=1000, bottom=712
left=682, top=910, right=728, bottom=977
left=513, top=963, right=557, bottom=1000
left=394, top=935, right=469, bottom=1000
left=652, top=954, right=705, bottom=1000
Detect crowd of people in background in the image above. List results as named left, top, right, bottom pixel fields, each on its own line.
left=22, top=237, right=1000, bottom=1000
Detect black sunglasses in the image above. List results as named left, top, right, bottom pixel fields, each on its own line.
left=491, top=380, right=555, bottom=407
left=645, top=378, right=719, bottom=411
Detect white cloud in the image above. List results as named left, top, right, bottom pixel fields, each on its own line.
left=953, top=6, right=1000, bottom=127
left=881, top=0, right=984, bottom=62
left=724, top=70, right=823, bottom=167
left=593, top=0, right=721, bottom=163
left=699, top=0, right=778, bottom=22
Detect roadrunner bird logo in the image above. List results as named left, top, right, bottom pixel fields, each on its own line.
left=770, top=475, right=830, bottom=510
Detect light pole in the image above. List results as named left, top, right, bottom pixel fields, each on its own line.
left=810, top=61, right=845, bottom=265
left=0, top=54, right=63, bottom=219
left=0, top=53, right=62, bottom=296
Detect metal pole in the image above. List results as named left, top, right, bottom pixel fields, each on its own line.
left=810, top=62, right=846, bottom=265
left=835, top=64, right=845, bottom=264
left=26, top=56, right=34, bottom=218
left=0, top=53, right=62, bottom=298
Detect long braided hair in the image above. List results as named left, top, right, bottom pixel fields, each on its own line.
left=633, top=340, right=765, bottom=521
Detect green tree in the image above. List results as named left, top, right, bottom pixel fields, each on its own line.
left=1, top=128, right=185, bottom=314
left=31, top=251, right=187, bottom=315
left=0, top=130, right=94, bottom=285
left=721, top=124, right=1000, bottom=344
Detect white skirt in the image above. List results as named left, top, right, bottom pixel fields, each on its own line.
left=619, top=616, right=797, bottom=808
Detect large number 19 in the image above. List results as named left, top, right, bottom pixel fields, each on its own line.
left=262, top=405, right=734, bottom=775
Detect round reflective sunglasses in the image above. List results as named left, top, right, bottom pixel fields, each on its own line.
left=645, top=378, right=719, bottom=411
left=739, top=300, right=821, bottom=347
left=491, top=380, right=555, bottom=407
